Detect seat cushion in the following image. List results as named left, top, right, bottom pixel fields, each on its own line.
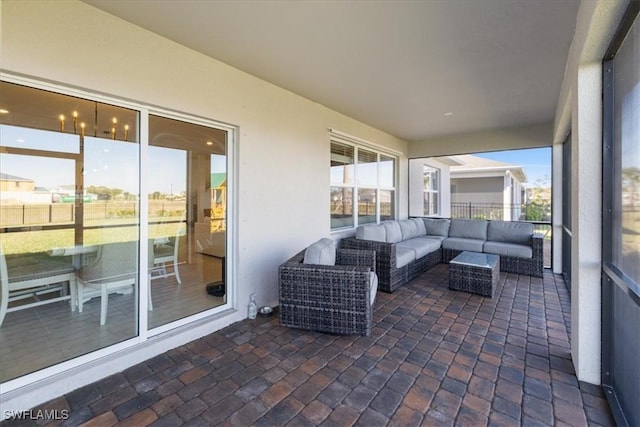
left=487, top=220, right=534, bottom=244
left=423, top=218, right=450, bottom=237
left=442, top=237, right=485, bottom=252
left=395, top=246, right=416, bottom=268
left=448, top=219, right=488, bottom=240
left=355, top=224, right=386, bottom=242
left=483, top=241, right=533, bottom=258
left=396, top=237, right=441, bottom=259
left=303, top=238, right=336, bottom=265
left=369, top=272, right=378, bottom=306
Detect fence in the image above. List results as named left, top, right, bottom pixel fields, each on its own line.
left=0, top=201, right=186, bottom=228
left=451, top=202, right=551, bottom=222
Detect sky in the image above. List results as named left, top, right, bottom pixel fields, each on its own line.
left=473, top=147, right=552, bottom=187
left=1, top=125, right=226, bottom=195
left=2, top=125, right=551, bottom=193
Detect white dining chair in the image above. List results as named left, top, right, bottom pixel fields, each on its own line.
left=0, top=245, right=76, bottom=328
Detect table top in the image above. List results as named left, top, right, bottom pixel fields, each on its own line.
left=450, top=251, right=499, bottom=268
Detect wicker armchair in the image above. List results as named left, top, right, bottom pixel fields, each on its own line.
left=279, top=248, right=377, bottom=336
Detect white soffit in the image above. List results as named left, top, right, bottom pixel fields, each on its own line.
left=84, top=0, right=580, bottom=143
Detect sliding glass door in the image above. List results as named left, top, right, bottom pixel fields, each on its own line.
left=0, top=82, right=140, bottom=381
left=0, top=80, right=231, bottom=384
left=147, top=115, right=227, bottom=329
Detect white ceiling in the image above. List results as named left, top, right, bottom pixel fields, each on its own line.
left=84, top=0, right=580, bottom=143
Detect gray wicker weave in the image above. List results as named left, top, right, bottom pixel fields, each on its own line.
left=449, top=251, right=499, bottom=297
left=443, top=233, right=544, bottom=278
left=339, top=237, right=442, bottom=293
left=279, top=248, right=376, bottom=336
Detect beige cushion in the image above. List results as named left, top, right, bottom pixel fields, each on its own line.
left=303, top=238, right=336, bottom=265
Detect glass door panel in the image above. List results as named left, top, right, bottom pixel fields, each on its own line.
left=148, top=115, right=227, bottom=329
left=0, top=81, right=140, bottom=382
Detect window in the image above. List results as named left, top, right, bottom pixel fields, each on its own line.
left=423, top=166, right=440, bottom=216
left=602, top=5, right=640, bottom=426
left=604, top=9, right=640, bottom=287
left=330, top=136, right=396, bottom=230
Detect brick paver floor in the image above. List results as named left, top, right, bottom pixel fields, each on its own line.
left=3, top=264, right=615, bottom=426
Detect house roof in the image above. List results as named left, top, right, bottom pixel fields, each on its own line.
left=0, top=173, right=33, bottom=182
left=448, top=154, right=528, bottom=183
left=210, top=173, right=226, bottom=189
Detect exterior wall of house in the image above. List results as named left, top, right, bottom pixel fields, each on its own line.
left=450, top=177, right=503, bottom=205
left=408, top=157, right=451, bottom=218
left=0, top=179, right=35, bottom=192
left=0, top=0, right=408, bottom=411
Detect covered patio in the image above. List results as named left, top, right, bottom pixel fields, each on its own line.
left=14, top=266, right=613, bottom=426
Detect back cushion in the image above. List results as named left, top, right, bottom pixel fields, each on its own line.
left=423, top=218, right=450, bottom=237
left=410, top=218, right=427, bottom=236
left=399, top=220, right=419, bottom=240
left=448, top=219, right=488, bottom=240
left=487, top=220, right=534, bottom=244
left=383, top=221, right=403, bottom=243
left=356, top=224, right=386, bottom=242
left=303, top=238, right=336, bottom=265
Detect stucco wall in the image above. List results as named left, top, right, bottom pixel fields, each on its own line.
left=1, top=0, right=408, bottom=311
left=0, top=0, right=408, bottom=409
left=450, top=177, right=503, bottom=205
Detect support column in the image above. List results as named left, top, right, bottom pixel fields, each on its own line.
left=571, top=62, right=602, bottom=384
left=552, top=144, right=563, bottom=274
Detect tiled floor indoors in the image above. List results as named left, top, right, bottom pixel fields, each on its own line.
left=0, top=254, right=224, bottom=382
left=3, top=264, right=615, bottom=426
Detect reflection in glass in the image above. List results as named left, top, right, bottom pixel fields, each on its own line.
left=380, top=190, right=395, bottom=221
left=330, top=142, right=354, bottom=185
left=148, top=115, right=227, bottom=328
left=358, top=188, right=376, bottom=225
left=380, top=155, right=395, bottom=188
left=357, top=149, right=377, bottom=187
left=612, top=20, right=640, bottom=284
left=0, top=81, right=139, bottom=382
left=331, top=186, right=354, bottom=229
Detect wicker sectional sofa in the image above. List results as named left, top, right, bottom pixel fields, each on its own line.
left=341, top=218, right=543, bottom=293
left=340, top=219, right=442, bottom=293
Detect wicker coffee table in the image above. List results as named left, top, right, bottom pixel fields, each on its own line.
left=449, top=251, right=499, bottom=297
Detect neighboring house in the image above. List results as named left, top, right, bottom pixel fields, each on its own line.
left=409, top=154, right=527, bottom=221
left=409, top=157, right=456, bottom=218
left=0, top=173, right=51, bottom=204
left=448, top=154, right=527, bottom=221
left=0, top=173, right=34, bottom=193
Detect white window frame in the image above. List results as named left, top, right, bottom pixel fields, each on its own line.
left=329, top=130, right=397, bottom=231
left=0, top=72, right=239, bottom=396
left=423, top=166, right=440, bottom=216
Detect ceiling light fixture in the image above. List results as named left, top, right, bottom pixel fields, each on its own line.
left=0, top=108, right=9, bottom=114
left=444, top=112, right=453, bottom=117
left=206, top=141, right=213, bottom=146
